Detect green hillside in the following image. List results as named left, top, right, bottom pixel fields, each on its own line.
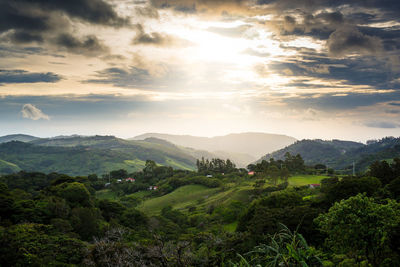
left=259, top=137, right=400, bottom=172
left=139, top=183, right=255, bottom=215
left=138, top=174, right=325, bottom=215
left=0, top=137, right=197, bottom=176
left=0, top=159, right=21, bottom=173
left=260, top=139, right=364, bottom=166
left=31, top=135, right=196, bottom=167
left=0, top=134, right=39, bottom=143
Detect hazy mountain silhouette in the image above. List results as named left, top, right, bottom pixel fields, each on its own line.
left=132, top=132, right=297, bottom=162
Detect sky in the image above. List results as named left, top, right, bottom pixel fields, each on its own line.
left=1, top=0, right=400, bottom=142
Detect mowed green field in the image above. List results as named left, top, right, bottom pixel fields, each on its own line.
left=288, top=175, right=328, bottom=186
left=139, top=183, right=255, bottom=215
left=139, top=185, right=219, bottom=214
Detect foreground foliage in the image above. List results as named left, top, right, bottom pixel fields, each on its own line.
left=0, top=156, right=399, bottom=266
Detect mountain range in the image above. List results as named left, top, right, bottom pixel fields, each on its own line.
left=0, top=132, right=296, bottom=175
left=132, top=132, right=297, bottom=163
left=259, top=137, right=400, bottom=172
left=0, top=136, right=199, bottom=175
left=1, top=133, right=400, bottom=176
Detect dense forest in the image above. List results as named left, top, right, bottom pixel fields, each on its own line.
left=1, top=153, right=399, bottom=266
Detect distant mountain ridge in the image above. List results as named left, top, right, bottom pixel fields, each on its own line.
left=0, top=135, right=204, bottom=175
left=132, top=132, right=297, bottom=161
left=0, top=134, right=39, bottom=143
left=259, top=137, right=400, bottom=172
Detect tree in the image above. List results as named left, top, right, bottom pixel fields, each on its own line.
left=0, top=223, right=85, bottom=266
left=197, top=157, right=237, bottom=174
left=70, top=207, right=102, bottom=241
left=110, top=169, right=128, bottom=180
left=324, top=176, right=381, bottom=203
left=88, top=174, right=98, bottom=182
left=386, top=177, right=400, bottom=201
left=267, top=165, right=280, bottom=185
left=56, top=182, right=91, bottom=207
left=314, top=164, right=326, bottom=170
left=236, top=190, right=323, bottom=244
left=369, top=160, right=395, bottom=185
left=98, top=199, right=126, bottom=222
left=120, top=208, right=148, bottom=229
left=279, top=167, right=290, bottom=183
left=315, top=194, right=400, bottom=266
left=143, top=160, right=157, bottom=178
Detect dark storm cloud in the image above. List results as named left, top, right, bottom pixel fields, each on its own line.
left=0, top=1, right=49, bottom=33
left=86, top=64, right=235, bottom=91
left=132, top=24, right=191, bottom=47
left=279, top=11, right=344, bottom=39
left=84, top=66, right=189, bottom=90
left=55, top=34, right=109, bottom=56
left=86, top=67, right=154, bottom=88
left=327, top=27, right=383, bottom=56
left=257, top=0, right=400, bottom=14
left=37, top=0, right=127, bottom=26
left=358, top=26, right=400, bottom=51
left=150, top=0, right=248, bottom=14
left=0, top=0, right=126, bottom=29
left=269, top=52, right=398, bottom=89
left=283, top=92, right=400, bottom=111
left=9, top=31, right=44, bottom=44
left=385, top=109, right=400, bottom=114
left=364, top=121, right=400, bottom=129
left=0, top=0, right=126, bottom=56
left=254, top=0, right=400, bottom=60
left=0, top=45, right=44, bottom=58
left=0, top=69, right=61, bottom=84
left=135, top=5, right=160, bottom=18
left=84, top=62, right=247, bottom=91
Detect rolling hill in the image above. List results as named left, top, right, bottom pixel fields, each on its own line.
left=0, top=136, right=206, bottom=175
left=132, top=132, right=297, bottom=165
left=259, top=137, right=400, bottom=171
left=0, top=134, right=266, bottom=175
left=0, top=134, right=39, bottom=143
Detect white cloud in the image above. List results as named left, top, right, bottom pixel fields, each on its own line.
left=21, top=104, right=50, bottom=120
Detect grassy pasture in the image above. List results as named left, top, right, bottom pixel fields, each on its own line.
left=96, top=189, right=118, bottom=200
left=138, top=174, right=328, bottom=215
left=0, top=159, right=21, bottom=172
left=287, top=175, right=328, bottom=186
left=139, top=185, right=219, bottom=214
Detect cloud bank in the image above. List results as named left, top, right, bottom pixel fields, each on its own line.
left=21, top=104, right=50, bottom=120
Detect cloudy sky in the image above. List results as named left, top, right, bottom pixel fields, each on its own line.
left=1, top=0, right=400, bottom=141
